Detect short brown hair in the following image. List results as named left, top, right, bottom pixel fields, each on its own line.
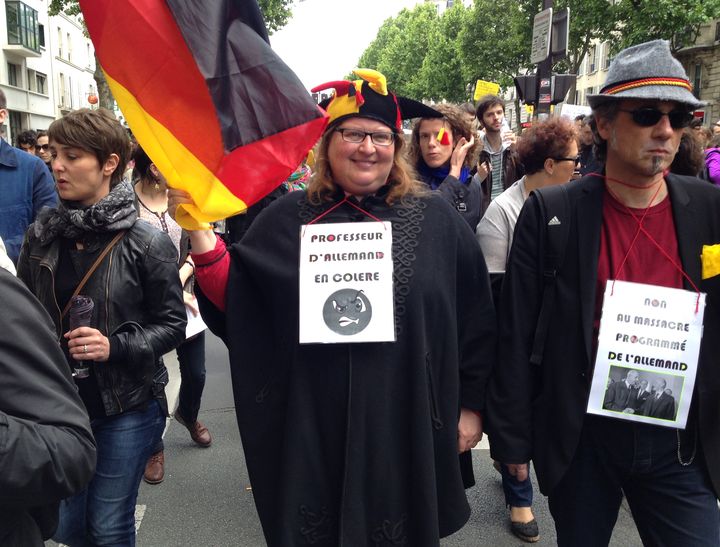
left=409, top=103, right=479, bottom=169
left=517, top=117, right=577, bottom=175
left=307, top=124, right=424, bottom=205
left=48, top=108, right=130, bottom=188
left=475, top=95, right=505, bottom=125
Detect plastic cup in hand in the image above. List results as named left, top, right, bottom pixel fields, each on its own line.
left=68, top=295, right=94, bottom=378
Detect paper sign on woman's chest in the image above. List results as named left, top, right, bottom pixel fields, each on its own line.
left=299, top=222, right=395, bottom=344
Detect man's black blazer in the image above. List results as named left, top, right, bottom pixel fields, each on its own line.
left=487, top=173, right=720, bottom=498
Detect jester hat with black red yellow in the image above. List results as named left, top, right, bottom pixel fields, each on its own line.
left=312, top=69, right=441, bottom=132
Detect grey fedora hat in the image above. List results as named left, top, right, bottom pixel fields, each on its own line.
left=587, top=39, right=704, bottom=109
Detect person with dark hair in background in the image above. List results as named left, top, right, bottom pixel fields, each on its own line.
left=34, top=130, right=53, bottom=174
left=477, top=115, right=577, bottom=543
left=0, top=267, right=96, bottom=546
left=475, top=95, right=523, bottom=215
left=670, top=127, right=706, bottom=177
left=17, top=108, right=186, bottom=546
left=15, top=129, right=37, bottom=155
left=132, top=144, right=212, bottom=486
left=477, top=116, right=578, bottom=274
left=0, top=91, right=56, bottom=264
left=410, top=103, right=481, bottom=228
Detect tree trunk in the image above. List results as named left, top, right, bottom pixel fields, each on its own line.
left=94, top=53, right=115, bottom=111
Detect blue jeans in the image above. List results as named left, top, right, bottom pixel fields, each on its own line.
left=548, top=416, right=720, bottom=547
left=54, top=399, right=165, bottom=546
left=151, top=332, right=206, bottom=454
left=500, top=462, right=534, bottom=508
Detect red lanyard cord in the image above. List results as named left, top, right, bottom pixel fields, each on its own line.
left=600, top=172, right=702, bottom=312
left=302, top=194, right=388, bottom=238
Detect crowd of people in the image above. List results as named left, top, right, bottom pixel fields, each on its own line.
left=1, top=38, right=720, bottom=547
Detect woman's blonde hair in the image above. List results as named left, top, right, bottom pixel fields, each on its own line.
left=307, top=121, right=426, bottom=205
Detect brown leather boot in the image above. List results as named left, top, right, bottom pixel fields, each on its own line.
left=174, top=410, right=212, bottom=447
left=143, top=450, right=165, bottom=485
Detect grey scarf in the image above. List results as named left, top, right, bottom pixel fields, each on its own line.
left=34, top=180, right=137, bottom=245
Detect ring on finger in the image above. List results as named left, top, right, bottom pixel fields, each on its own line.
left=83, top=344, right=88, bottom=354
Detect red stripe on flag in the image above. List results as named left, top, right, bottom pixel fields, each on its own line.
left=218, top=115, right=326, bottom=202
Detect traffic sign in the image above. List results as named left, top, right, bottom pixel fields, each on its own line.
left=530, top=8, right=553, bottom=64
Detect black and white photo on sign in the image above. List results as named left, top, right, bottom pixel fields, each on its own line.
left=602, top=365, right=683, bottom=421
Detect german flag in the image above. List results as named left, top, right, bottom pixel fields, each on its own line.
left=79, top=0, right=327, bottom=229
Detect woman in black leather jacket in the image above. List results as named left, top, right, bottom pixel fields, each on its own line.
left=17, top=108, right=186, bottom=547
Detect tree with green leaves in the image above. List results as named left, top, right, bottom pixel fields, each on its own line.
left=48, top=0, right=293, bottom=110
left=458, top=0, right=536, bottom=91
left=614, top=0, right=720, bottom=53
left=416, top=3, right=470, bottom=103
left=373, top=4, right=439, bottom=98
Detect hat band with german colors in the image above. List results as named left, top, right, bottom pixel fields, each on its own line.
left=587, top=40, right=704, bottom=109
left=312, top=69, right=441, bottom=132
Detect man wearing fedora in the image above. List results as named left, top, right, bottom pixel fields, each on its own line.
left=487, top=40, right=720, bottom=545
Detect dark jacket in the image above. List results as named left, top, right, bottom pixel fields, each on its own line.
left=488, top=173, right=720, bottom=498
left=17, top=220, right=186, bottom=416
left=477, top=145, right=524, bottom=216
left=0, top=139, right=57, bottom=263
left=416, top=169, right=483, bottom=229
left=198, top=189, right=496, bottom=545
left=0, top=268, right=95, bottom=546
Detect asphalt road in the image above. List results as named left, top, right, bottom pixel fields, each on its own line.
left=133, top=332, right=643, bottom=546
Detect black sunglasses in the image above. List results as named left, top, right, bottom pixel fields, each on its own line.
left=36, top=143, right=49, bottom=151
left=552, top=155, right=581, bottom=165
left=618, top=107, right=694, bottom=129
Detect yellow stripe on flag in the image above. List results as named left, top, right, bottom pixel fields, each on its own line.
left=106, top=71, right=247, bottom=231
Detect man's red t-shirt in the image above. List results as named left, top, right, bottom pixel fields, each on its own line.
left=594, top=189, right=684, bottom=339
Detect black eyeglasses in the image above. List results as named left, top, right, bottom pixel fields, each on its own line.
left=618, top=107, right=694, bottom=129
left=36, top=143, right=49, bottom=151
left=334, top=127, right=395, bottom=146
left=552, top=155, right=581, bottom=165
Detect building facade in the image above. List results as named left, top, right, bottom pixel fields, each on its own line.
left=573, top=20, right=720, bottom=127
left=1, top=0, right=96, bottom=144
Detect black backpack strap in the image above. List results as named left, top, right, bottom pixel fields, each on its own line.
left=529, top=184, right=571, bottom=366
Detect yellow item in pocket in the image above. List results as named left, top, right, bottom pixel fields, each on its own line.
left=701, top=244, right=720, bottom=280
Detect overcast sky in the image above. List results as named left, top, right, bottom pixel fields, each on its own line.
left=269, top=0, right=422, bottom=90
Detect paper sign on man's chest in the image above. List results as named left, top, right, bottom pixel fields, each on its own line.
left=587, top=280, right=705, bottom=429
left=299, top=222, right=395, bottom=344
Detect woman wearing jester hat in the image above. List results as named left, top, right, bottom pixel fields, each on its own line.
left=168, top=69, right=496, bottom=545
left=410, top=103, right=483, bottom=228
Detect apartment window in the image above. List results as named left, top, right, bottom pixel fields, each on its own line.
left=58, top=72, right=66, bottom=106
left=600, top=43, right=610, bottom=70
left=36, top=71, right=46, bottom=94
left=38, top=23, right=45, bottom=48
left=7, top=62, right=19, bottom=87
left=66, top=32, right=72, bottom=61
left=589, top=46, right=598, bottom=73
left=716, top=22, right=720, bottom=42
left=578, top=55, right=585, bottom=76
left=57, top=27, right=63, bottom=58
left=693, top=64, right=701, bottom=99
left=5, top=1, right=40, bottom=52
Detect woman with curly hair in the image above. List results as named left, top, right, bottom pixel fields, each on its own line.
left=168, top=70, right=496, bottom=546
left=409, top=103, right=481, bottom=228
left=476, top=115, right=577, bottom=543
